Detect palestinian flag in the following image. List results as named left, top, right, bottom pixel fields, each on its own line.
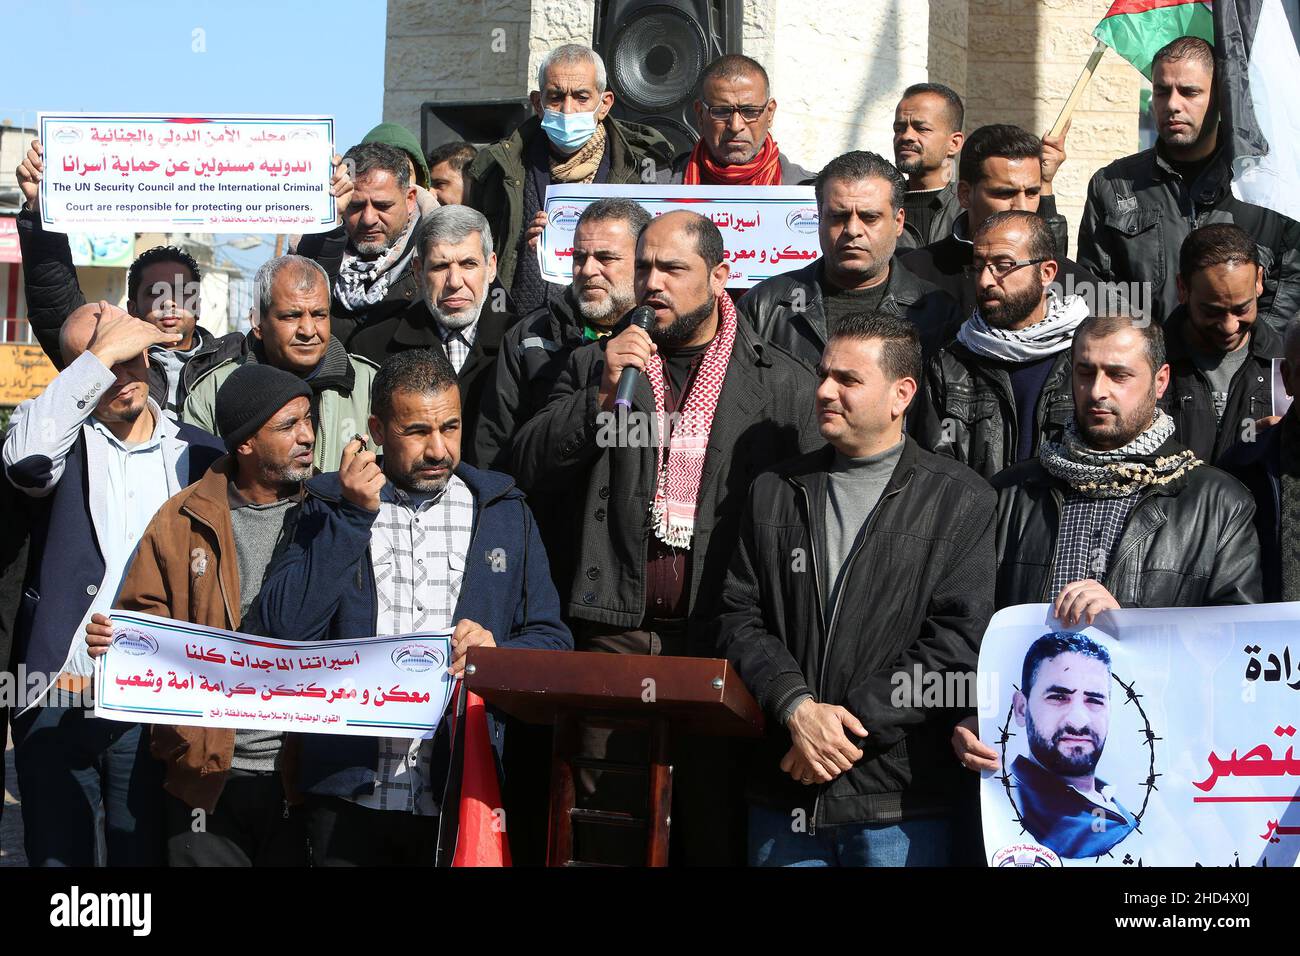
left=1093, top=0, right=1214, bottom=77
left=1215, top=0, right=1300, bottom=221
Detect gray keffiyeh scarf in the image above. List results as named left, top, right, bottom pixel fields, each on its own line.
left=957, top=291, right=1091, bottom=363
left=1039, top=408, right=1201, bottom=498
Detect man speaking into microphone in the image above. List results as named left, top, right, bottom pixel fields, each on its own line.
left=512, top=209, right=820, bottom=864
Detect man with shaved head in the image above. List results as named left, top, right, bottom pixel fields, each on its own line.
left=512, top=209, right=820, bottom=864
left=2, top=301, right=223, bottom=866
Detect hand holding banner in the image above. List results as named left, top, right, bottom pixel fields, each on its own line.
left=95, top=611, right=455, bottom=739
left=538, top=184, right=821, bottom=289
left=39, top=112, right=337, bottom=234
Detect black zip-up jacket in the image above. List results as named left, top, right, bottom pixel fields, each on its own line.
left=991, top=438, right=1263, bottom=609
left=736, top=259, right=961, bottom=369
left=1076, top=143, right=1300, bottom=330
left=1219, top=417, right=1285, bottom=602
left=509, top=313, right=821, bottom=640
left=896, top=180, right=963, bottom=251
left=15, top=208, right=246, bottom=409
left=717, top=438, right=996, bottom=828
left=474, top=289, right=586, bottom=471
left=1159, top=305, right=1282, bottom=464
left=916, top=344, right=1074, bottom=480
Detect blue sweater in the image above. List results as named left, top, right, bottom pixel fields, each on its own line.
left=249, top=462, right=572, bottom=801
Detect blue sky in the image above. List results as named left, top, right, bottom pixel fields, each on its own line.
left=0, top=0, right=388, bottom=282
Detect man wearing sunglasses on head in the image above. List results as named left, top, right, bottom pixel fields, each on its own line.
left=915, top=210, right=1090, bottom=480
left=669, top=55, right=816, bottom=187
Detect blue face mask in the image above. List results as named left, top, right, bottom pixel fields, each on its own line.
left=541, top=108, right=600, bottom=153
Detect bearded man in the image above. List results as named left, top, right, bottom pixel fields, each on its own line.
left=916, top=210, right=1090, bottom=478
left=346, top=205, right=513, bottom=466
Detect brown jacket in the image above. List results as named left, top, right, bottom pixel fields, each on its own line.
left=115, top=456, right=300, bottom=813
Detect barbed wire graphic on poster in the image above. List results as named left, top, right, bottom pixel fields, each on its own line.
left=977, top=603, right=1300, bottom=868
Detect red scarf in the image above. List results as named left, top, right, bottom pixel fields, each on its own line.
left=682, top=134, right=782, bottom=186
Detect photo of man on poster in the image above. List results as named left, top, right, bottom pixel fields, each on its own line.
left=1010, top=632, right=1137, bottom=859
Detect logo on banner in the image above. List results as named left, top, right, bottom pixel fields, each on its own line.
left=991, top=842, right=1061, bottom=868
left=785, top=208, right=819, bottom=234
left=112, top=629, right=159, bottom=657
left=548, top=205, right=584, bottom=231
left=53, top=127, right=82, bottom=144
left=391, top=644, right=447, bottom=673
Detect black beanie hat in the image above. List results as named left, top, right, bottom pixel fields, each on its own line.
left=215, top=363, right=313, bottom=452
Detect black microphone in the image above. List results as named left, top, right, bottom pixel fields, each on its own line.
left=613, top=305, right=656, bottom=411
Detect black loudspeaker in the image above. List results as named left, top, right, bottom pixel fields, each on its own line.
left=420, top=99, right=533, bottom=153
left=593, top=0, right=744, bottom=158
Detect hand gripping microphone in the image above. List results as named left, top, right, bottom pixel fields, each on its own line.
left=613, top=305, right=656, bottom=411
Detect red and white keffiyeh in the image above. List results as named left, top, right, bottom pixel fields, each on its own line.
left=644, top=291, right=738, bottom=549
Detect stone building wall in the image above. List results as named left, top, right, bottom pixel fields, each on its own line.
left=384, top=0, right=1145, bottom=237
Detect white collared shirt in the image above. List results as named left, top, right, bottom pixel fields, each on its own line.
left=87, top=409, right=171, bottom=629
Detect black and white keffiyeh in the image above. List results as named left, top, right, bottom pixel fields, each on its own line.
left=334, top=214, right=419, bottom=311
left=1039, top=408, right=1201, bottom=498
left=957, top=291, right=1090, bottom=363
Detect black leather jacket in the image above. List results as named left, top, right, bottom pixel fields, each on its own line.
left=916, top=345, right=1074, bottom=480
left=1076, top=143, right=1300, bottom=330
left=717, top=439, right=996, bottom=827
left=991, top=438, right=1262, bottom=609
left=736, top=259, right=961, bottom=368
left=1160, top=306, right=1283, bottom=464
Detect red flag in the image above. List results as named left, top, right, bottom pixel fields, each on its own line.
left=451, top=690, right=512, bottom=867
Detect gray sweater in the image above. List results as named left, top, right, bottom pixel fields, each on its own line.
left=824, top=439, right=905, bottom=612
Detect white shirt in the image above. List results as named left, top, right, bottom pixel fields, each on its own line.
left=88, top=412, right=171, bottom=637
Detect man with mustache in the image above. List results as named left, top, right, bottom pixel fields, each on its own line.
left=86, top=364, right=318, bottom=866
left=346, top=206, right=513, bottom=466
left=248, top=348, right=571, bottom=865
left=668, top=55, right=815, bottom=187
left=892, top=83, right=966, bottom=250
left=475, top=197, right=649, bottom=473
left=1007, top=632, right=1136, bottom=859
left=950, top=315, right=1261, bottom=827
left=472, top=196, right=649, bottom=864
left=303, top=142, right=438, bottom=354
left=1077, top=35, right=1300, bottom=329
left=2, top=301, right=224, bottom=865
left=739, top=151, right=959, bottom=370
left=181, top=255, right=379, bottom=473
left=917, top=210, right=1089, bottom=478
left=1159, top=223, right=1284, bottom=464
left=718, top=313, right=996, bottom=867
left=511, top=210, right=820, bottom=864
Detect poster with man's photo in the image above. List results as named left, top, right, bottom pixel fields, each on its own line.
left=978, top=603, right=1300, bottom=867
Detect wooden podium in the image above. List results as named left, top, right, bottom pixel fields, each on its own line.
left=465, top=646, right=765, bottom=867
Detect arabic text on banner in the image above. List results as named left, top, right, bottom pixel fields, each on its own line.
left=95, top=611, right=454, bottom=739
left=39, top=113, right=337, bottom=234
left=538, top=184, right=820, bottom=289
left=977, top=602, right=1300, bottom=867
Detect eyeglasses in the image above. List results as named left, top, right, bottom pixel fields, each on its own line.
left=963, top=257, right=1049, bottom=281
left=699, top=101, right=769, bottom=123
